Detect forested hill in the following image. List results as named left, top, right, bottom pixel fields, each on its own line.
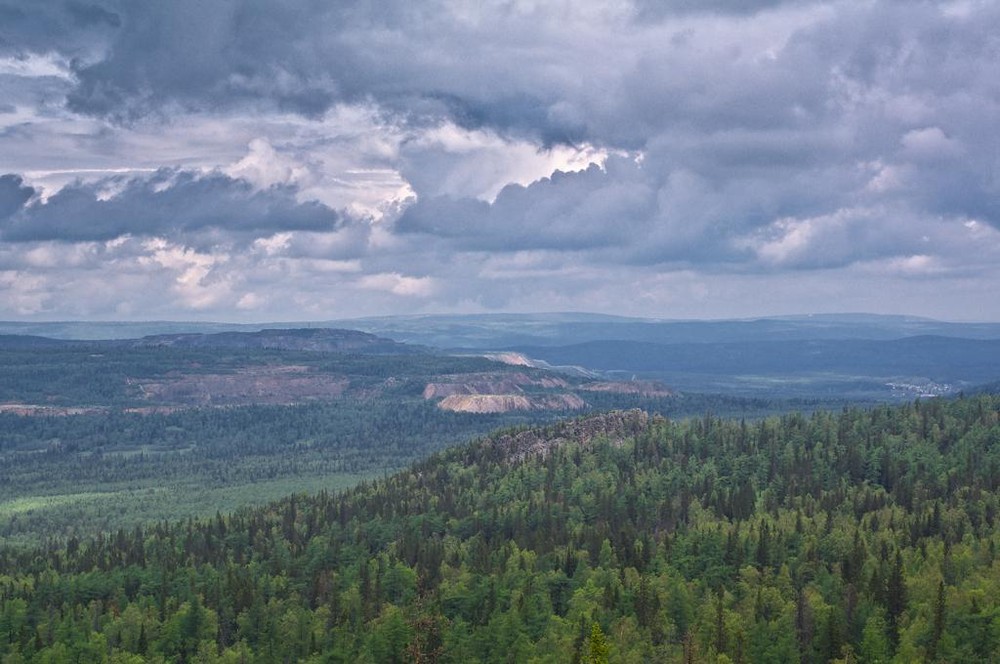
left=2, top=396, right=1000, bottom=662
left=0, top=327, right=423, bottom=354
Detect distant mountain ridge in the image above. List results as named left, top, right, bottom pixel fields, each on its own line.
left=334, top=313, right=1000, bottom=349
left=132, top=327, right=425, bottom=354
left=0, top=327, right=613, bottom=413
left=3, top=312, right=1000, bottom=344
left=3, top=315, right=999, bottom=401
left=0, top=327, right=424, bottom=355
left=512, top=335, right=1000, bottom=377
left=510, top=335, right=1000, bottom=399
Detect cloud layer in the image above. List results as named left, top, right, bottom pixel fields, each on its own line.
left=0, top=170, right=341, bottom=243
left=1, top=0, right=999, bottom=321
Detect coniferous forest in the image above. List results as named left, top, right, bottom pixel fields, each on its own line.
left=5, top=1, right=1000, bottom=662
left=1, top=395, right=999, bottom=662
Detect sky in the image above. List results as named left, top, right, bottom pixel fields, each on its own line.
left=1, top=0, right=999, bottom=322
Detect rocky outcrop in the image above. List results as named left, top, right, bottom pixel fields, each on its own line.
left=485, top=409, right=653, bottom=463
left=438, top=393, right=585, bottom=413
left=438, top=394, right=534, bottom=413
left=426, top=371, right=582, bottom=412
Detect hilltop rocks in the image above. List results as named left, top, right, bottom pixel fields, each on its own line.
left=486, top=409, right=653, bottom=463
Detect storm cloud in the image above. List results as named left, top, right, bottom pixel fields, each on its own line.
left=0, top=170, right=341, bottom=244
left=0, top=0, right=999, bottom=320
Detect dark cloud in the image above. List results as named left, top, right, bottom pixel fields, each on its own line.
left=631, top=0, right=808, bottom=19
left=65, top=2, right=120, bottom=28
left=61, top=1, right=364, bottom=120
left=0, top=0, right=118, bottom=58
left=0, top=170, right=341, bottom=243
left=2, top=1, right=993, bottom=160
left=396, top=144, right=862, bottom=267
left=398, top=161, right=658, bottom=252
left=10, top=0, right=999, bottom=242
left=2, top=1, right=1000, bottom=320
left=0, top=174, right=35, bottom=219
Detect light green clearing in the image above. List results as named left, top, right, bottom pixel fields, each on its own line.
left=0, top=472, right=381, bottom=548
left=0, top=491, right=120, bottom=517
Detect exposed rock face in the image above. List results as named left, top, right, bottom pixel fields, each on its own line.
left=437, top=393, right=586, bottom=413
left=485, top=409, right=653, bottom=463
left=423, top=371, right=676, bottom=413
left=425, top=372, right=581, bottom=412
left=438, top=394, right=533, bottom=413
left=423, top=372, right=569, bottom=399
left=481, top=352, right=536, bottom=367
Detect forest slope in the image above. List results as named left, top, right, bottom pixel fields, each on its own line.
left=1, top=332, right=779, bottom=545
left=1, top=396, right=999, bottom=662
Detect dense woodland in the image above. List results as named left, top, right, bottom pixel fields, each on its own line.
left=1, top=395, right=998, bottom=662
left=1, top=341, right=797, bottom=545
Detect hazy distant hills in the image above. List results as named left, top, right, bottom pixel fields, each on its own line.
left=131, top=327, right=425, bottom=354
left=6, top=312, right=1000, bottom=345
left=338, top=314, right=1000, bottom=399
left=3, top=313, right=1000, bottom=400
left=0, top=320, right=268, bottom=340
left=510, top=336, right=1000, bottom=398
left=513, top=336, right=1000, bottom=378
left=325, top=314, right=1000, bottom=399
left=339, top=312, right=1000, bottom=348
left=0, top=327, right=423, bottom=355
left=0, top=327, right=630, bottom=414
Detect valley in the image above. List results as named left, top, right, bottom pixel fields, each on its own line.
left=0, top=326, right=778, bottom=547
left=1, top=317, right=999, bottom=661
left=4, top=1, right=998, bottom=660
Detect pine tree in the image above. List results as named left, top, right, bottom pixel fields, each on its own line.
left=929, top=579, right=945, bottom=661
left=714, top=586, right=726, bottom=655
left=886, top=550, right=906, bottom=649
left=587, top=622, right=610, bottom=664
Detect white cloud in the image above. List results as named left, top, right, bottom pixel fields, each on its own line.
left=0, top=270, right=49, bottom=315
left=139, top=239, right=233, bottom=310
left=901, top=126, right=961, bottom=161
left=225, top=138, right=314, bottom=190
left=400, top=122, right=609, bottom=201
left=0, top=53, right=72, bottom=79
